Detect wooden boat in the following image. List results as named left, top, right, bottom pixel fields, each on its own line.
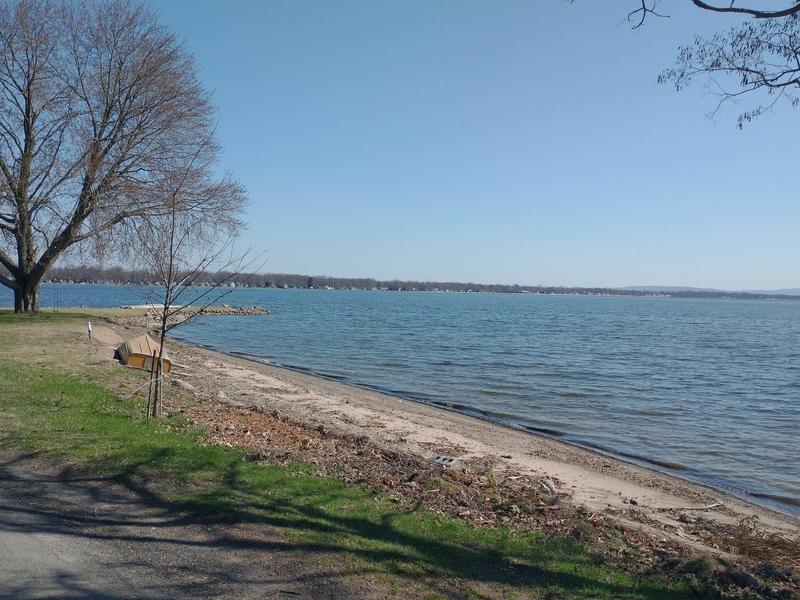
left=116, top=334, right=172, bottom=374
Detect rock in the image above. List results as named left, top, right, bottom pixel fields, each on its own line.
left=197, top=305, right=270, bottom=316
left=757, top=563, right=792, bottom=583
left=718, top=568, right=759, bottom=589
left=217, top=390, right=227, bottom=400
left=431, top=454, right=459, bottom=468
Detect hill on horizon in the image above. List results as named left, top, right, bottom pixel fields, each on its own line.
left=623, top=285, right=800, bottom=296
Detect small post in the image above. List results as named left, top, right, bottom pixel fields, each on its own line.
left=87, top=321, right=92, bottom=340
left=157, top=358, right=163, bottom=418
left=146, top=349, right=157, bottom=419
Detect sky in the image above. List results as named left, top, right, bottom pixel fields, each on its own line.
left=147, top=0, right=799, bottom=290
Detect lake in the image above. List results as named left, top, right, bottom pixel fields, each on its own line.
left=3, top=283, right=799, bottom=514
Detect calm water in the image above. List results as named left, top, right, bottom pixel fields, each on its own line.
left=4, top=284, right=799, bottom=514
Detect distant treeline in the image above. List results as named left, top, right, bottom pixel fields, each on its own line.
left=33, top=265, right=800, bottom=300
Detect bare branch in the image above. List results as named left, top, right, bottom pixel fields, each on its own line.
left=0, top=246, right=17, bottom=273
left=0, top=270, right=17, bottom=289
left=652, top=8, right=800, bottom=125
left=627, top=1, right=670, bottom=29
left=689, top=1, right=800, bottom=19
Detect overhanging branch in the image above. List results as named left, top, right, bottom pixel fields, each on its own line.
left=690, top=1, right=800, bottom=19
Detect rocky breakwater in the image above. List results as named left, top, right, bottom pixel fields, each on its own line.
left=116, top=304, right=270, bottom=330
left=200, top=305, right=271, bottom=316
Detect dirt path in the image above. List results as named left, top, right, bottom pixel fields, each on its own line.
left=0, top=449, right=350, bottom=600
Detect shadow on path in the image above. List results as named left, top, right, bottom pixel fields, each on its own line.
left=0, top=448, right=682, bottom=600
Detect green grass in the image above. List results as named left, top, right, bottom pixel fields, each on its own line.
left=0, top=308, right=97, bottom=322
left=0, top=319, right=694, bottom=599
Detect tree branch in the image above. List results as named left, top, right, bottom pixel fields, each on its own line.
left=628, top=1, right=670, bottom=29
left=0, top=247, right=17, bottom=273
left=689, top=1, right=800, bottom=19
left=0, top=271, right=17, bottom=290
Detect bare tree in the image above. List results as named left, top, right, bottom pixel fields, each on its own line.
left=127, top=141, right=261, bottom=418
left=571, top=1, right=800, bottom=125
left=0, top=0, right=221, bottom=312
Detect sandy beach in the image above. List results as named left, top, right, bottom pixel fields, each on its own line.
left=173, top=345, right=799, bottom=535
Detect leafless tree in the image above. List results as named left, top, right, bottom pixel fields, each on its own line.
left=126, top=139, right=262, bottom=418
left=607, top=1, right=800, bottom=125
left=0, top=0, right=223, bottom=312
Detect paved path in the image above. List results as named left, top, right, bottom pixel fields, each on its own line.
left=0, top=451, right=348, bottom=599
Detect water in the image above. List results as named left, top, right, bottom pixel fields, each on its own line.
left=3, top=283, right=799, bottom=514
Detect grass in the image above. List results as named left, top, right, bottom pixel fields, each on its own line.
left=0, top=312, right=696, bottom=599
left=0, top=307, right=137, bottom=322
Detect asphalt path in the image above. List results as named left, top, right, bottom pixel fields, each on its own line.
left=0, top=450, right=348, bottom=599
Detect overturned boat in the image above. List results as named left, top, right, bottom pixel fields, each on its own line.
left=116, top=334, right=172, bottom=374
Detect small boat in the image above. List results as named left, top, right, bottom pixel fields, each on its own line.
left=116, top=334, right=172, bottom=373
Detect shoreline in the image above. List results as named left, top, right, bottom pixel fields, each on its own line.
left=4, top=310, right=799, bottom=578
left=174, top=337, right=800, bottom=519
left=156, top=332, right=799, bottom=556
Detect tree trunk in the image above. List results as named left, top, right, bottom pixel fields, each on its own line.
left=13, top=281, right=41, bottom=313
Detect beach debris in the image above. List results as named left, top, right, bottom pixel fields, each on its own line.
left=673, top=502, right=722, bottom=511
left=217, top=390, right=227, bottom=400
left=538, top=479, right=556, bottom=495
left=172, top=379, right=197, bottom=394
left=431, top=454, right=458, bottom=468
left=726, top=516, right=800, bottom=567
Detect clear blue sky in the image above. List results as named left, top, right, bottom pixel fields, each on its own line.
left=149, top=0, right=798, bottom=290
